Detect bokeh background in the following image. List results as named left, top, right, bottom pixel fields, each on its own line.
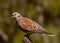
left=0, top=0, right=60, bottom=43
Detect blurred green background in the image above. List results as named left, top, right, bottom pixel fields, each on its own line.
left=0, top=0, right=60, bottom=43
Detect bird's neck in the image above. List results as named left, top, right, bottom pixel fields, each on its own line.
left=16, top=16, right=22, bottom=21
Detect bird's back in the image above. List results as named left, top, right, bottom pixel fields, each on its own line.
left=17, top=17, right=47, bottom=33
left=17, top=17, right=38, bottom=31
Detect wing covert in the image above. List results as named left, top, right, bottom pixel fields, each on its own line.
left=18, top=17, right=38, bottom=31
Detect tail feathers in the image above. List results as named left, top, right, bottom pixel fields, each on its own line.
left=44, top=31, right=55, bottom=37
left=48, top=34, right=55, bottom=37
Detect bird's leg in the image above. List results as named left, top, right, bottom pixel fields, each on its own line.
left=25, top=32, right=33, bottom=38
left=24, top=33, right=30, bottom=38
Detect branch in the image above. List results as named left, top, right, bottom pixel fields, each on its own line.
left=0, top=29, right=9, bottom=43
left=24, top=35, right=33, bottom=43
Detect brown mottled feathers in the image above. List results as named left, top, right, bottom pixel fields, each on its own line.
left=18, top=17, right=37, bottom=30
left=17, top=17, right=47, bottom=33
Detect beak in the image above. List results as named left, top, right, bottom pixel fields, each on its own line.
left=11, top=16, right=14, bottom=18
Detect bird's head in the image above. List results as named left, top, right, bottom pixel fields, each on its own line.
left=12, top=12, right=22, bottom=20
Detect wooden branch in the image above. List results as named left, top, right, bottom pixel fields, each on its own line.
left=0, top=29, right=9, bottom=43
left=24, top=35, right=33, bottom=43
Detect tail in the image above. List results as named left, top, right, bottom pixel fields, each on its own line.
left=47, top=33, right=55, bottom=37
left=44, top=31, right=55, bottom=37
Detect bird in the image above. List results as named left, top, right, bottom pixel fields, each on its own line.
left=12, top=12, right=55, bottom=37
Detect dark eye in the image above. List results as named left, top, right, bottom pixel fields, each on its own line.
left=14, top=14, right=16, bottom=15
left=18, top=16, right=20, bottom=17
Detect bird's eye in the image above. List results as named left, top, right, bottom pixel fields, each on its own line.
left=14, top=14, right=16, bottom=15
left=18, top=16, right=20, bottom=17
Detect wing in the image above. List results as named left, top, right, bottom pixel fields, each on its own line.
left=17, top=17, right=39, bottom=32
left=17, top=17, right=47, bottom=33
